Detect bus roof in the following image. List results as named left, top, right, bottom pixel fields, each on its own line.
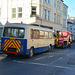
left=4, top=23, right=54, bottom=32
left=4, top=23, right=27, bottom=28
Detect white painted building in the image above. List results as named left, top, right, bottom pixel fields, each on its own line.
left=0, top=0, right=68, bottom=39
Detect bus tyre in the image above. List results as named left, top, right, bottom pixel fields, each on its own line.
left=29, top=48, right=34, bottom=58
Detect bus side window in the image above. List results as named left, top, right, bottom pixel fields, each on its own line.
left=3, top=27, right=8, bottom=36
left=40, top=31, right=45, bottom=39
left=49, top=32, right=52, bottom=39
left=31, top=29, right=34, bottom=39
left=45, top=31, right=48, bottom=39
left=33, top=30, right=39, bottom=39
left=19, top=29, right=24, bottom=38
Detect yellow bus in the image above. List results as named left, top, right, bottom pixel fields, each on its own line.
left=1, top=23, right=55, bottom=57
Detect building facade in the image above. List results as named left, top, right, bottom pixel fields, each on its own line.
left=67, top=18, right=75, bottom=41
left=62, top=3, right=68, bottom=31
left=0, top=0, right=68, bottom=38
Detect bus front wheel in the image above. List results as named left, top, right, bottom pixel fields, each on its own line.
left=29, top=48, right=34, bottom=58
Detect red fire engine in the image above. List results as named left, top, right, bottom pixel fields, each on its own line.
left=55, top=31, right=72, bottom=48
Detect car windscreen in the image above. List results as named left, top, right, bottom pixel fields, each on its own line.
left=59, top=32, right=67, bottom=37
left=3, top=27, right=25, bottom=38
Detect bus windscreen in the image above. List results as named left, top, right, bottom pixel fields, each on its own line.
left=3, top=27, right=25, bottom=38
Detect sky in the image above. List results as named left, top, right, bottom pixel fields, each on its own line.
left=64, top=0, right=75, bottom=17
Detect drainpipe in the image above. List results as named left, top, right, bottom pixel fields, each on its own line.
left=7, top=0, right=8, bottom=23
left=40, top=0, right=42, bottom=26
left=31, top=0, right=32, bottom=16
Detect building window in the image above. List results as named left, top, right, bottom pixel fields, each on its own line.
left=57, top=1, right=61, bottom=10
left=47, top=11, right=50, bottom=20
left=47, top=0, right=50, bottom=4
left=18, top=7, right=22, bottom=18
left=44, top=9, right=46, bottom=20
left=63, top=19, right=66, bottom=27
left=57, top=15, right=60, bottom=24
left=44, top=0, right=46, bottom=2
left=12, top=8, right=16, bottom=18
left=54, top=0, right=56, bottom=8
left=54, top=13, right=56, bottom=23
left=57, top=1, right=59, bottom=9
left=63, top=7, right=67, bottom=16
left=31, top=7, right=36, bottom=16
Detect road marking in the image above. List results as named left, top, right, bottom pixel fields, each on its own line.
left=30, top=62, right=48, bottom=66
left=34, top=56, right=47, bottom=61
left=59, top=50, right=69, bottom=52
left=13, top=60, right=74, bottom=70
left=44, top=53, right=68, bottom=55
left=52, top=65, right=73, bottom=70
left=13, top=60, right=26, bottom=64
left=30, top=63, right=73, bottom=70
left=34, top=55, right=54, bottom=61
left=49, top=57, right=63, bottom=64
left=48, top=55, right=54, bottom=58
left=67, top=52, right=75, bottom=56
left=13, top=60, right=48, bottom=66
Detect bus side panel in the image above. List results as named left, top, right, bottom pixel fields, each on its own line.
left=27, top=38, right=55, bottom=55
left=34, top=46, right=49, bottom=54
left=26, top=45, right=55, bottom=55
left=1, top=37, right=27, bottom=54
left=27, top=46, right=49, bottom=55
